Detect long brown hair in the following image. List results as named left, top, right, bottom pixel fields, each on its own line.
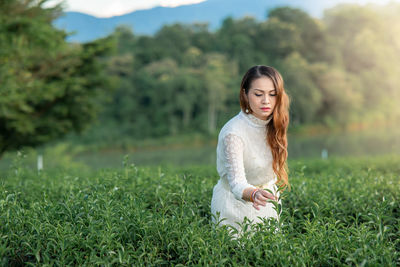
left=239, top=65, right=290, bottom=190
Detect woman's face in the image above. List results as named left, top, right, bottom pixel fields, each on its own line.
left=246, top=76, right=277, bottom=120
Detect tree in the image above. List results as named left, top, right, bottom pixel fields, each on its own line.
left=202, top=53, right=238, bottom=134
left=324, top=4, right=400, bottom=121
left=313, top=65, right=363, bottom=126
left=216, top=17, right=263, bottom=73
left=0, top=0, right=113, bottom=157
left=278, top=53, right=322, bottom=125
left=268, top=7, right=326, bottom=62
left=153, top=24, right=193, bottom=64
left=255, top=17, right=301, bottom=63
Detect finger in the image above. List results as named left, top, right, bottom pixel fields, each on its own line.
left=254, top=196, right=268, bottom=206
left=255, top=193, right=268, bottom=203
left=260, top=190, right=277, bottom=200
left=254, top=195, right=268, bottom=206
left=264, top=192, right=276, bottom=200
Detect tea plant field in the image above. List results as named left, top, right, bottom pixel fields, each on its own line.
left=0, top=154, right=399, bottom=266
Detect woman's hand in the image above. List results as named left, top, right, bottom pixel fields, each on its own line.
left=252, top=189, right=277, bottom=210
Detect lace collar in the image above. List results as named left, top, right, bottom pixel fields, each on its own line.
left=239, top=110, right=272, bottom=128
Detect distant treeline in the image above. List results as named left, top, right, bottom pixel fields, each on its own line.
left=88, top=3, right=400, bottom=142
left=2, top=1, right=400, bottom=154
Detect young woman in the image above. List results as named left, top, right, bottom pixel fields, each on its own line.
left=211, top=65, right=290, bottom=235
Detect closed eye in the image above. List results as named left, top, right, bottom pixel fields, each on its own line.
left=255, top=94, right=262, bottom=97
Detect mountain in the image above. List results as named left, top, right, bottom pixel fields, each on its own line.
left=53, top=0, right=390, bottom=43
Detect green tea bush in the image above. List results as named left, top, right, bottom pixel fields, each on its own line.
left=0, top=155, right=399, bottom=266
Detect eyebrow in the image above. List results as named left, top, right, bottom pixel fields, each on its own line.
left=253, top=88, right=276, bottom=93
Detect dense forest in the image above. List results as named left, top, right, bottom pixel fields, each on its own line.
left=86, top=3, right=400, bottom=144
left=2, top=1, right=400, bottom=153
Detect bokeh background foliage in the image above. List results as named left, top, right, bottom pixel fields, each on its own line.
left=2, top=1, right=400, bottom=155
left=90, top=2, right=400, bottom=142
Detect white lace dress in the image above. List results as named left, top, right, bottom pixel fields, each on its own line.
left=211, top=110, right=280, bottom=233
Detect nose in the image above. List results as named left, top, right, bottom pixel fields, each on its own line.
left=262, top=95, right=270, bottom=104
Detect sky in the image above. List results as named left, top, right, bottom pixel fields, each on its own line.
left=44, top=0, right=207, bottom=18
left=44, top=0, right=400, bottom=18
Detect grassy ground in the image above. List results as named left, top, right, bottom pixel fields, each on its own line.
left=0, top=154, right=399, bottom=266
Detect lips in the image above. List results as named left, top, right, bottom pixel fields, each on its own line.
left=261, top=107, right=270, bottom=111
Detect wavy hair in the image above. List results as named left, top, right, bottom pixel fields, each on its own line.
left=239, top=65, right=290, bottom=190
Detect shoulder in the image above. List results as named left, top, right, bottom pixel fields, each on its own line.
left=218, top=112, right=247, bottom=141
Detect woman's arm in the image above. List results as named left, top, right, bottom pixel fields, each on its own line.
left=223, top=133, right=276, bottom=207
left=222, top=133, right=254, bottom=203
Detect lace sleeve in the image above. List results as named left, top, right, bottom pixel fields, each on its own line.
left=223, top=133, right=255, bottom=202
